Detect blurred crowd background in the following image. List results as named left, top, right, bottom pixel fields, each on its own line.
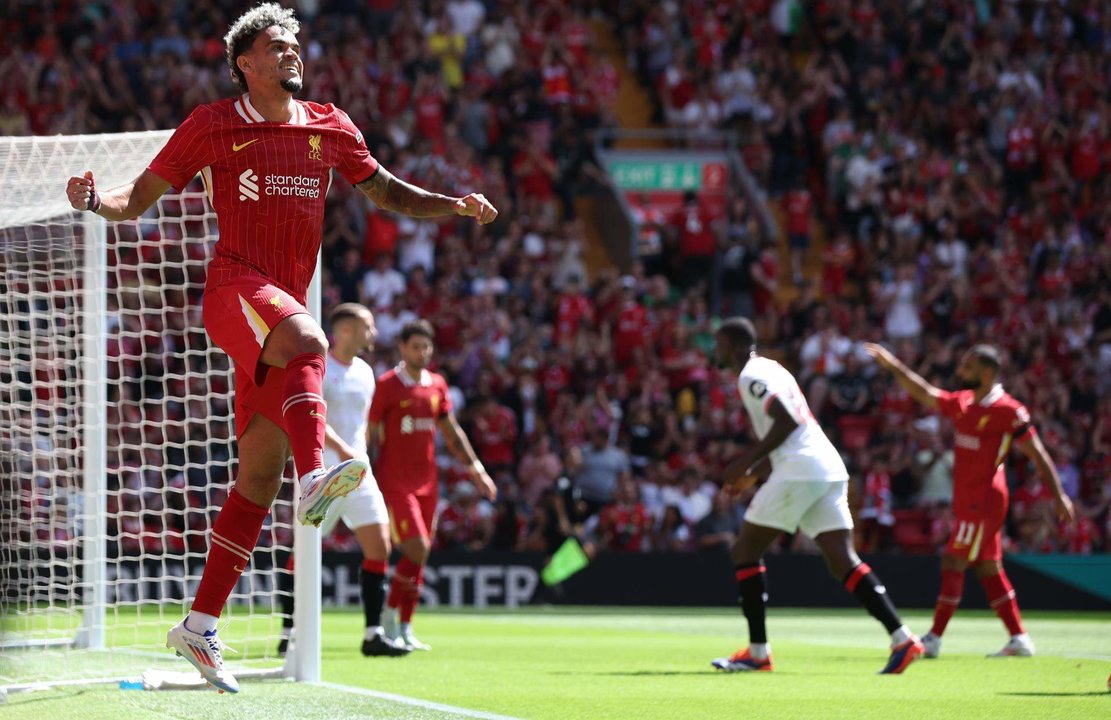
left=7, top=0, right=1111, bottom=559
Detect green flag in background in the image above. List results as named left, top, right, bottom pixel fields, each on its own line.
left=541, top=538, right=590, bottom=586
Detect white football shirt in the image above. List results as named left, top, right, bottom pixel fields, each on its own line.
left=323, top=351, right=376, bottom=468
left=738, top=356, right=848, bottom=482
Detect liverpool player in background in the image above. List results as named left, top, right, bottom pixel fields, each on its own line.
left=865, top=343, right=1075, bottom=658
left=64, top=3, right=496, bottom=692
left=712, top=319, right=923, bottom=675
left=369, top=320, right=496, bottom=651
left=278, top=303, right=409, bottom=658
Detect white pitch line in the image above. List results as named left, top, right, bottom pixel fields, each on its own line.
left=317, top=681, right=524, bottom=720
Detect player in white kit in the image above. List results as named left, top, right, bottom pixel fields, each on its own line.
left=709, top=318, right=922, bottom=675
left=278, top=303, right=409, bottom=657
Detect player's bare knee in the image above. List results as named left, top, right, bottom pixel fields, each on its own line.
left=411, top=537, right=431, bottom=564
left=973, top=560, right=1002, bottom=578
left=233, top=471, right=282, bottom=506
left=263, top=315, right=327, bottom=366
left=940, top=553, right=967, bottom=572
left=296, top=327, right=327, bottom=357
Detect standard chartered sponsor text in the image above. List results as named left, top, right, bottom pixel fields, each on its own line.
left=265, top=173, right=322, bottom=198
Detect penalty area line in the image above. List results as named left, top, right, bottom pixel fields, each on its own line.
left=317, top=681, right=524, bottom=720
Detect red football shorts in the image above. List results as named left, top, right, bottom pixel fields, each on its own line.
left=202, top=276, right=309, bottom=438
left=382, top=482, right=439, bottom=543
left=946, top=485, right=1008, bottom=562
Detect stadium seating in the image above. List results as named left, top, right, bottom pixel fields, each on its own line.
left=8, top=0, right=1110, bottom=557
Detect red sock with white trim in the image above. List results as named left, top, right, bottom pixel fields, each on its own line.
left=980, top=570, right=1024, bottom=636
left=281, top=352, right=327, bottom=477
left=190, top=489, right=271, bottom=625
left=399, top=565, right=424, bottom=624
left=930, top=568, right=965, bottom=637
left=387, top=556, right=421, bottom=612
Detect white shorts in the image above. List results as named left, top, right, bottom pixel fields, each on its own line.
left=744, top=480, right=853, bottom=538
left=320, top=472, right=389, bottom=535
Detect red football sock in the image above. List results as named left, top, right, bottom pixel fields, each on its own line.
left=980, top=571, right=1025, bottom=636
left=930, top=568, right=965, bottom=637
left=387, top=557, right=422, bottom=611
left=192, top=489, right=270, bottom=617
left=281, top=352, right=327, bottom=478
left=400, top=565, right=424, bottom=624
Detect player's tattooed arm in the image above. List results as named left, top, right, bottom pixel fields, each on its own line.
left=862, top=342, right=941, bottom=410
left=357, top=165, right=498, bottom=223
left=437, top=414, right=498, bottom=500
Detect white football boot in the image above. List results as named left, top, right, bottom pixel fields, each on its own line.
left=297, top=458, right=368, bottom=526
left=166, top=620, right=239, bottom=693
left=989, top=633, right=1035, bottom=657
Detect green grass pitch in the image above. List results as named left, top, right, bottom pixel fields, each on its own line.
left=3, top=607, right=1108, bottom=720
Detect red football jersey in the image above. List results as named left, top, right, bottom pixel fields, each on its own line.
left=369, top=364, right=452, bottom=492
left=473, top=406, right=517, bottom=467
left=147, top=94, right=379, bottom=302
left=937, top=386, right=1037, bottom=516
left=598, top=502, right=652, bottom=552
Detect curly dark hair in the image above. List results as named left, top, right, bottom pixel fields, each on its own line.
left=223, top=3, right=300, bottom=92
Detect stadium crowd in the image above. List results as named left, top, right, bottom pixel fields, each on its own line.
left=8, top=1, right=1110, bottom=559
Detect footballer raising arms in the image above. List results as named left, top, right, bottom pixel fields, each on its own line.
left=369, top=320, right=496, bottom=651
left=865, top=342, right=1074, bottom=659
left=64, top=3, right=496, bottom=694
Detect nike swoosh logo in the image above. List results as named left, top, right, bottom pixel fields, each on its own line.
left=234, top=565, right=246, bottom=573
left=400, top=400, right=412, bottom=407
left=309, top=410, right=324, bottom=418
left=232, top=139, right=259, bottom=152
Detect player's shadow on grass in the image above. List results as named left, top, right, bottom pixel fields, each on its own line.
left=1002, top=692, right=1110, bottom=698
left=550, top=670, right=768, bottom=677
left=3, top=688, right=92, bottom=707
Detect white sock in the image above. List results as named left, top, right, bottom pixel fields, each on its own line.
left=1012, top=632, right=1030, bottom=643
left=749, top=642, right=770, bottom=660
left=400, top=621, right=411, bottom=635
left=186, top=611, right=219, bottom=634
left=364, top=626, right=383, bottom=641
left=891, top=625, right=912, bottom=645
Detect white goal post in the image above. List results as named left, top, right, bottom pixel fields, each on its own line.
left=0, top=131, right=321, bottom=691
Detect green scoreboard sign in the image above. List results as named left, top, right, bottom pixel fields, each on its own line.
left=609, top=159, right=726, bottom=192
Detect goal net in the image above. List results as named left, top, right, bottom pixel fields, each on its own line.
left=0, top=132, right=295, bottom=690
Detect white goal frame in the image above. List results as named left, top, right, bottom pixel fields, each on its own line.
left=0, top=131, right=322, bottom=691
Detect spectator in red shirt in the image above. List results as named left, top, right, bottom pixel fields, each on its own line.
left=670, top=191, right=718, bottom=295
left=612, top=280, right=651, bottom=367
left=412, top=73, right=446, bottom=152
left=435, top=483, right=493, bottom=551
left=470, top=396, right=518, bottom=473
left=512, top=140, right=559, bottom=222
left=598, top=477, right=653, bottom=552
left=784, top=180, right=813, bottom=284
left=554, top=277, right=594, bottom=345
left=858, top=455, right=895, bottom=553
